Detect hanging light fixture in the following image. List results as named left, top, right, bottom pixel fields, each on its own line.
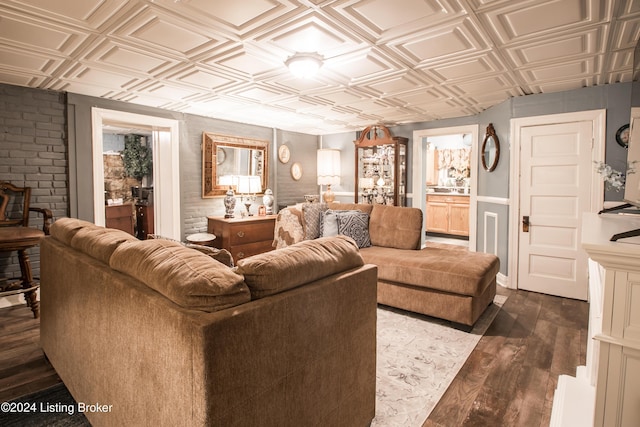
left=285, top=52, right=324, bottom=78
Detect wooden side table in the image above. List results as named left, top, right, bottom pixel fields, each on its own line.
left=207, top=215, right=277, bottom=263
left=105, top=203, right=134, bottom=235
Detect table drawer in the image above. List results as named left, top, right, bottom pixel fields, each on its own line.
left=207, top=215, right=277, bottom=264
left=231, top=241, right=275, bottom=262
left=228, top=221, right=274, bottom=245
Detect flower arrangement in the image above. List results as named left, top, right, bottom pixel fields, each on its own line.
left=594, top=161, right=638, bottom=192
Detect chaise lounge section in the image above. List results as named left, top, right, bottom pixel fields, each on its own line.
left=274, top=202, right=499, bottom=328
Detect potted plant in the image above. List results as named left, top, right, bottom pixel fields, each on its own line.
left=123, top=134, right=152, bottom=181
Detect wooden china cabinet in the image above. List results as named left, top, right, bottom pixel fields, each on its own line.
left=354, top=125, right=408, bottom=206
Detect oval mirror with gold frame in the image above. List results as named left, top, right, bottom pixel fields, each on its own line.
left=481, top=123, right=500, bottom=172
left=202, top=132, right=269, bottom=198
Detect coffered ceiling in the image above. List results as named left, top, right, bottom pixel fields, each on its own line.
left=1, top=0, right=639, bottom=135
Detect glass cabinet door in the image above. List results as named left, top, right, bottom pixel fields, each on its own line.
left=398, top=144, right=406, bottom=206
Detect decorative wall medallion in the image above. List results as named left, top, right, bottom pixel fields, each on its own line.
left=291, top=162, right=302, bottom=180
left=278, top=144, right=290, bottom=163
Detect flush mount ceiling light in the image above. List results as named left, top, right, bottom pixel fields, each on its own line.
left=285, top=52, right=323, bottom=78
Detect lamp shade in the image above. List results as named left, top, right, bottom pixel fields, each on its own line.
left=219, top=175, right=239, bottom=188
left=317, top=149, right=341, bottom=186
left=237, top=175, right=261, bottom=194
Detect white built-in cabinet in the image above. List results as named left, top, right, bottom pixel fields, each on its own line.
left=551, top=213, right=640, bottom=427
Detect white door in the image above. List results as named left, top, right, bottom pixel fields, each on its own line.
left=518, top=121, right=593, bottom=300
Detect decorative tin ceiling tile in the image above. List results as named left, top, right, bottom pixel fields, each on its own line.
left=0, top=0, right=636, bottom=134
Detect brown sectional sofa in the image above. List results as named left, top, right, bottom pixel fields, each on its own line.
left=275, top=202, right=499, bottom=328
left=40, top=218, right=378, bottom=427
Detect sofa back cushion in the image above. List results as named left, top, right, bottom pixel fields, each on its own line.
left=327, top=203, right=374, bottom=216
left=70, top=226, right=138, bottom=264
left=328, top=203, right=421, bottom=250
left=369, top=205, right=422, bottom=250
left=50, top=217, right=137, bottom=264
left=237, top=235, right=365, bottom=299
left=110, top=239, right=250, bottom=312
left=50, top=217, right=100, bottom=246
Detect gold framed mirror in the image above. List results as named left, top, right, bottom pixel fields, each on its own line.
left=202, top=132, right=269, bottom=198
left=481, top=123, right=500, bottom=172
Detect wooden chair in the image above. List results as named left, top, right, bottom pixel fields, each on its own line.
left=0, top=181, right=52, bottom=318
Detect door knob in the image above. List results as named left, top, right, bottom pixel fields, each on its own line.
left=522, top=215, right=529, bottom=233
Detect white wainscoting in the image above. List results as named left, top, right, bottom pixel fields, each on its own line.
left=477, top=196, right=509, bottom=288
left=476, top=195, right=509, bottom=205
left=483, top=212, right=498, bottom=256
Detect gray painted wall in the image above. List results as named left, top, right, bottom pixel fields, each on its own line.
left=66, top=93, right=323, bottom=238
left=274, top=129, right=319, bottom=209
left=320, top=83, right=631, bottom=277
left=1, top=81, right=633, bottom=285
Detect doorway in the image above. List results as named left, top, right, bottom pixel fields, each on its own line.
left=413, top=125, right=479, bottom=250
left=509, top=110, right=605, bottom=300
left=91, top=109, right=181, bottom=240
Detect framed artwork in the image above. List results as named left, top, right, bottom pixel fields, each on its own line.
left=291, top=162, right=302, bottom=180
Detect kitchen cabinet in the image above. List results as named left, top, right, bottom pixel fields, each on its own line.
left=425, top=194, right=469, bottom=236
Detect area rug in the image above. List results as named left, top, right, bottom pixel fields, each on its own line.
left=0, top=383, right=89, bottom=427
left=372, top=294, right=507, bottom=426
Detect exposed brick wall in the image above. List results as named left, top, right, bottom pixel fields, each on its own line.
left=0, top=83, right=67, bottom=286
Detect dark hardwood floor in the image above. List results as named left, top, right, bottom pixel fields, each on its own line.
left=424, top=286, right=589, bottom=427
left=0, top=286, right=588, bottom=427
left=0, top=305, right=59, bottom=403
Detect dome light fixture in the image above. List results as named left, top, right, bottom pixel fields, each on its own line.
left=285, top=52, right=323, bottom=78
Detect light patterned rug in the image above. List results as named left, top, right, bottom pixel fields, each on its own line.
left=372, top=294, right=507, bottom=426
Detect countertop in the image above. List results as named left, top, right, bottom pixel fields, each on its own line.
left=426, top=187, right=470, bottom=196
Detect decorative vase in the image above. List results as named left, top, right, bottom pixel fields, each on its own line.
left=263, top=188, right=274, bottom=214
left=224, top=188, right=236, bottom=218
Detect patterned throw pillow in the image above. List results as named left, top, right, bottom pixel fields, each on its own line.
left=301, top=202, right=328, bottom=240
left=336, top=211, right=371, bottom=248
left=320, top=209, right=362, bottom=238
left=272, top=207, right=305, bottom=249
